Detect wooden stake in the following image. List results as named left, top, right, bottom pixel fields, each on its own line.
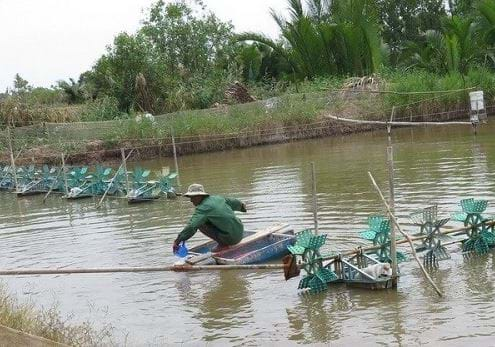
left=171, top=126, right=181, bottom=188
left=121, top=148, right=130, bottom=193
left=368, top=171, right=443, bottom=297
left=311, top=162, right=318, bottom=234
left=96, top=149, right=134, bottom=208
left=42, top=166, right=64, bottom=203
left=7, top=127, right=18, bottom=190
left=387, top=106, right=395, bottom=135
left=61, top=153, right=69, bottom=196
left=387, top=145, right=398, bottom=280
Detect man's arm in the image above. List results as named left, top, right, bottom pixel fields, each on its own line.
left=175, top=208, right=209, bottom=243
left=225, top=197, right=247, bottom=212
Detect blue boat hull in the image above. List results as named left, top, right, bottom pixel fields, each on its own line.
left=186, top=226, right=295, bottom=265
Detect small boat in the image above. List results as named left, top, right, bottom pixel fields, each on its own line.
left=184, top=223, right=295, bottom=265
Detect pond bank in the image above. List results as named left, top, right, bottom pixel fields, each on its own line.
left=0, top=324, right=67, bottom=347
left=56, top=105, right=494, bottom=165
left=3, top=94, right=493, bottom=165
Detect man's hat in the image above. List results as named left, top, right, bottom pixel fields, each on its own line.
left=183, top=183, right=209, bottom=197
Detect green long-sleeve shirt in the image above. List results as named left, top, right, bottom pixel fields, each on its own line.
left=176, top=195, right=245, bottom=244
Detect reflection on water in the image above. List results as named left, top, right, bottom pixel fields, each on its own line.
left=196, top=271, right=252, bottom=343
left=1, top=123, right=495, bottom=344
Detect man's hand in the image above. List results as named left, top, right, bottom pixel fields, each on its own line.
left=240, top=202, right=247, bottom=212
left=173, top=239, right=180, bottom=254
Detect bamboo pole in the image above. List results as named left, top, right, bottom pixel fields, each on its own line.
left=0, top=263, right=286, bottom=276
left=1, top=220, right=493, bottom=277
left=326, top=115, right=473, bottom=126
left=322, top=220, right=495, bottom=262
left=368, top=172, right=443, bottom=297
left=7, top=127, right=18, bottom=190
left=311, top=162, right=318, bottom=234
left=42, top=167, right=64, bottom=203
left=171, top=126, right=181, bottom=188
left=386, top=107, right=398, bottom=280
left=387, top=106, right=395, bottom=135
left=121, top=148, right=130, bottom=193
left=387, top=146, right=398, bottom=280
left=96, top=149, right=134, bottom=208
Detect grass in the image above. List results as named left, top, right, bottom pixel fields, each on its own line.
left=381, top=68, right=495, bottom=116
left=2, top=68, right=495, bottom=161
left=0, top=283, right=115, bottom=346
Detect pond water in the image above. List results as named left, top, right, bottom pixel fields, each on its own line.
left=1, top=122, right=495, bottom=345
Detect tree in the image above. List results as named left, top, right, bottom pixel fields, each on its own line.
left=448, top=0, right=477, bottom=16
left=237, top=0, right=383, bottom=79
left=376, top=0, right=446, bottom=65
left=478, top=0, right=495, bottom=67
left=84, top=0, right=237, bottom=113
left=402, top=15, right=483, bottom=74
left=13, top=73, right=30, bottom=94
left=236, top=44, right=263, bottom=81
left=57, top=78, right=85, bottom=104
left=141, top=1, right=235, bottom=77
left=88, top=32, right=154, bottom=112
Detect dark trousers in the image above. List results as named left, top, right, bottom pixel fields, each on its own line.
left=198, top=223, right=226, bottom=246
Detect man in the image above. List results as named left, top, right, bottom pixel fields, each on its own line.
left=173, top=183, right=247, bottom=253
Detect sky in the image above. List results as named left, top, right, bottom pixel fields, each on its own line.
left=0, top=0, right=287, bottom=91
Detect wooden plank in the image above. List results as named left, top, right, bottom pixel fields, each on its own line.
left=213, top=223, right=292, bottom=254
left=214, top=234, right=294, bottom=265
left=185, top=252, right=213, bottom=265
left=188, top=223, right=291, bottom=256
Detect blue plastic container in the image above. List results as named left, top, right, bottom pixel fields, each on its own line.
left=175, top=241, right=188, bottom=258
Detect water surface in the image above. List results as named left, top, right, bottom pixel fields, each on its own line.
left=1, top=123, right=495, bottom=345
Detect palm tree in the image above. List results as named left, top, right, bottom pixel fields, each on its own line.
left=478, top=0, right=495, bottom=66
left=57, top=78, right=85, bottom=104
left=402, top=15, right=483, bottom=74
left=235, top=0, right=383, bottom=80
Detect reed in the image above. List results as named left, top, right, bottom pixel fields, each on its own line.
left=0, top=283, right=114, bottom=346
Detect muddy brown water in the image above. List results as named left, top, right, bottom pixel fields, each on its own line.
left=1, top=123, right=495, bottom=345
